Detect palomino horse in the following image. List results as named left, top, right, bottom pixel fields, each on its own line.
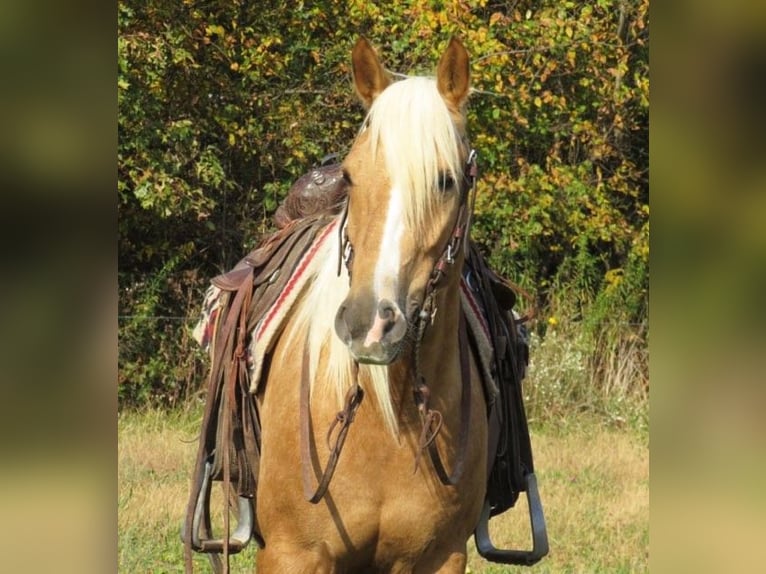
left=255, top=37, right=487, bottom=572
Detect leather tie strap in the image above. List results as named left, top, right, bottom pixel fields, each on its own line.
left=184, top=268, right=254, bottom=574
left=300, top=351, right=364, bottom=504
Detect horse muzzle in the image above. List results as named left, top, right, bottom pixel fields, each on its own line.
left=334, top=297, right=408, bottom=364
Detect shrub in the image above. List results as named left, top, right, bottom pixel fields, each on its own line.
left=118, top=0, right=648, bottom=414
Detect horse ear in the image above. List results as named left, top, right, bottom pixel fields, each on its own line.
left=436, top=37, right=470, bottom=109
left=351, top=37, right=391, bottom=108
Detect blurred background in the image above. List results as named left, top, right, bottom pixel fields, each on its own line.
left=0, top=1, right=115, bottom=572
left=651, top=0, right=766, bottom=571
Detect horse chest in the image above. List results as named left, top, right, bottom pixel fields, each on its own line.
left=332, top=430, right=466, bottom=539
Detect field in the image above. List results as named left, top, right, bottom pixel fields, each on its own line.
left=118, top=408, right=648, bottom=573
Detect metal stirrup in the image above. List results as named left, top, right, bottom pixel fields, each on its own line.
left=180, top=459, right=254, bottom=554
left=474, top=472, right=549, bottom=566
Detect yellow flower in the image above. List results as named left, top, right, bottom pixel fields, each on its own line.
left=548, top=316, right=558, bottom=326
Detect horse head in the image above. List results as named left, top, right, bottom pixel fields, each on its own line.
left=334, top=37, right=473, bottom=365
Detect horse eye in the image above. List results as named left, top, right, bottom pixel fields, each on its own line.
left=438, top=173, right=455, bottom=192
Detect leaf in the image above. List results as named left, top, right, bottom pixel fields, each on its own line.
left=205, top=24, right=225, bottom=37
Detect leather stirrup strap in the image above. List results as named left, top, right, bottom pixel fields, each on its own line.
left=425, top=311, right=472, bottom=486
left=300, top=351, right=364, bottom=503
left=184, top=268, right=253, bottom=574
left=221, top=276, right=253, bottom=572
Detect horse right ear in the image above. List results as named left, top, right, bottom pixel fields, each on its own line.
left=436, top=37, right=470, bottom=111
left=351, top=37, right=391, bottom=108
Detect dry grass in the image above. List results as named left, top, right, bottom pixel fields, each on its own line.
left=117, top=408, right=247, bottom=573
left=119, top=409, right=648, bottom=573
left=466, top=424, right=649, bottom=573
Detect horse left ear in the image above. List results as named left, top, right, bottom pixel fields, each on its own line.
left=436, top=37, right=471, bottom=109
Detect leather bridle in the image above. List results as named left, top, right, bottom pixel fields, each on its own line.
left=411, top=147, right=477, bottom=485
left=302, top=149, right=478, bottom=502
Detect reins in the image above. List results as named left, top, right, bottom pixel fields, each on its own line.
left=411, top=310, right=472, bottom=484
left=300, top=355, right=364, bottom=503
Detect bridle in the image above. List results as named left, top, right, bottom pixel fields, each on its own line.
left=416, top=147, right=478, bottom=332
left=337, top=149, right=477, bottom=284
left=411, top=147, right=477, bottom=484
left=302, top=148, right=478, bottom=503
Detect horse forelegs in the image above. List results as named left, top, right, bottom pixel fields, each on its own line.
left=255, top=540, right=337, bottom=574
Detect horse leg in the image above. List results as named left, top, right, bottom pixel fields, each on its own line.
left=413, top=543, right=467, bottom=574
left=255, top=540, right=337, bottom=574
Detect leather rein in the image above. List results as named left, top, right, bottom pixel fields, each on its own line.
left=301, top=149, right=478, bottom=503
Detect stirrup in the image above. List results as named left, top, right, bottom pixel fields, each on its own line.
left=474, top=472, right=549, bottom=566
left=180, top=459, right=254, bottom=554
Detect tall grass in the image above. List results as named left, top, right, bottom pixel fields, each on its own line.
left=522, top=248, right=649, bottom=435
left=524, top=311, right=648, bottom=435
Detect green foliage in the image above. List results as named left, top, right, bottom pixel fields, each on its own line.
left=118, top=0, right=648, bottom=411
left=118, top=254, right=208, bottom=407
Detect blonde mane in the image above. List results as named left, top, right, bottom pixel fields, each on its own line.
left=366, top=77, right=465, bottom=234
left=283, top=228, right=394, bottom=435
left=285, top=76, right=465, bottom=437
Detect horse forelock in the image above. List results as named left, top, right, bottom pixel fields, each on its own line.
left=364, top=77, right=465, bottom=234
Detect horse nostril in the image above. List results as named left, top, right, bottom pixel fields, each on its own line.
left=334, top=304, right=351, bottom=343
left=378, top=299, right=396, bottom=330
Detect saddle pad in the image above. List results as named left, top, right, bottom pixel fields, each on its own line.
left=460, top=279, right=499, bottom=401
left=193, top=218, right=340, bottom=394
